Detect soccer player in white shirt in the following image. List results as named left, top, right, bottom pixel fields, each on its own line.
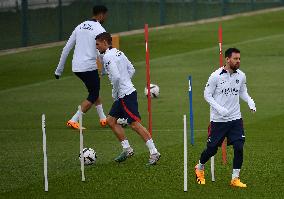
left=195, top=48, right=256, bottom=187
left=95, top=32, right=161, bottom=165
left=54, top=5, right=108, bottom=129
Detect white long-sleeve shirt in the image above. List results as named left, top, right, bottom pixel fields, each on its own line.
left=55, top=20, right=105, bottom=75
left=102, top=48, right=136, bottom=100
left=204, top=67, right=256, bottom=122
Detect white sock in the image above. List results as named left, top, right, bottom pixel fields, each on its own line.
left=197, top=160, right=205, bottom=170
left=121, top=140, right=130, bottom=149
left=146, top=139, right=158, bottom=155
left=232, top=169, right=240, bottom=179
left=70, top=110, right=80, bottom=122
left=96, top=104, right=106, bottom=120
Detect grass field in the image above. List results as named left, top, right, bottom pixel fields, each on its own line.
left=0, top=9, right=284, bottom=198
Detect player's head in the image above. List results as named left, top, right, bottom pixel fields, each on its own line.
left=93, top=5, right=108, bottom=24
left=225, top=48, right=241, bottom=71
left=96, top=32, right=112, bottom=53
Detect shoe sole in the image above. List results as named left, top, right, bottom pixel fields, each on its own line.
left=230, top=184, right=247, bottom=188
left=114, top=151, right=134, bottom=163
left=100, top=120, right=108, bottom=127
left=67, top=122, right=86, bottom=130
left=195, top=168, right=205, bottom=185
left=67, top=125, right=86, bottom=130
left=147, top=154, right=161, bottom=166
left=100, top=123, right=107, bottom=127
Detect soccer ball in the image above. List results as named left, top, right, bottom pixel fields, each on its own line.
left=78, top=148, right=97, bottom=165
left=117, top=118, right=128, bottom=127
left=144, top=83, right=160, bottom=98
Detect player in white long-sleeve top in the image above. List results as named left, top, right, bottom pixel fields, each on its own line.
left=195, top=48, right=256, bottom=188
left=54, top=5, right=108, bottom=129
left=96, top=32, right=161, bottom=165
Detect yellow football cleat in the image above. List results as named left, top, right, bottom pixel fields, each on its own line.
left=67, top=120, right=86, bottom=130
left=100, top=118, right=107, bottom=127
left=230, top=178, right=247, bottom=188
left=195, top=165, right=205, bottom=185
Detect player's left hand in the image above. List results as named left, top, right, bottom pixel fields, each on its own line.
left=55, top=74, right=60, bottom=79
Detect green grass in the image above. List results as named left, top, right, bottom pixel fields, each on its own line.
left=0, top=10, right=284, bottom=198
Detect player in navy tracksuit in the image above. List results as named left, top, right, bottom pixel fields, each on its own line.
left=195, top=48, right=256, bottom=188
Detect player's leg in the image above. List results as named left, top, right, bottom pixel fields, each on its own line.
left=121, top=91, right=160, bottom=165
left=129, top=121, right=160, bottom=165
left=107, top=101, right=134, bottom=163
left=94, top=97, right=107, bottom=127
left=228, top=119, right=247, bottom=188
left=107, top=115, right=127, bottom=141
left=67, top=99, right=92, bottom=129
left=195, top=121, right=228, bottom=184
left=67, top=70, right=106, bottom=129
left=91, top=70, right=107, bottom=127
left=195, top=145, right=219, bottom=185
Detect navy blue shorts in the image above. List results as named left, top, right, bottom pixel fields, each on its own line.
left=207, top=119, right=245, bottom=147
left=74, top=70, right=100, bottom=103
left=109, top=91, right=141, bottom=124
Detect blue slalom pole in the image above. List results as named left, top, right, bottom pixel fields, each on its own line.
left=188, top=75, right=194, bottom=145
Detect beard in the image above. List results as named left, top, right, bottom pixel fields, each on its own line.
left=99, top=49, right=106, bottom=54
left=230, top=63, right=240, bottom=72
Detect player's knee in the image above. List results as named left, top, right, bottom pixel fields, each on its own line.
left=107, top=117, right=116, bottom=127
left=206, top=146, right=218, bottom=157
left=87, top=91, right=99, bottom=104
left=130, top=121, right=140, bottom=131
left=233, top=140, right=244, bottom=152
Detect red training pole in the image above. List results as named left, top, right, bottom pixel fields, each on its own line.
left=144, top=24, right=152, bottom=136
left=219, top=24, right=227, bottom=165
left=218, top=25, right=223, bottom=68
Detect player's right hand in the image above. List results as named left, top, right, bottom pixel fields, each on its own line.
left=55, top=74, right=60, bottom=79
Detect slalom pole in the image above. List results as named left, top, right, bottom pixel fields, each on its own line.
left=42, top=114, right=48, bottom=191
left=183, top=115, right=188, bottom=192
left=144, top=24, right=152, bottom=136
left=219, top=25, right=227, bottom=165
left=78, top=105, right=85, bottom=182
left=188, top=75, right=194, bottom=145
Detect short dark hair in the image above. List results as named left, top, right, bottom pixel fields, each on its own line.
left=96, top=32, right=112, bottom=45
left=225, top=48, right=240, bottom=58
left=93, top=5, right=108, bottom=16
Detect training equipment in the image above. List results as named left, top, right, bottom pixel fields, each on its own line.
left=114, top=147, right=134, bottom=163
left=219, top=24, right=227, bottom=165
left=230, top=178, right=247, bottom=188
left=209, top=25, right=226, bottom=183
left=78, top=105, right=85, bottom=181
left=183, top=115, right=187, bottom=192
left=79, top=148, right=97, bottom=165
left=218, top=25, right=223, bottom=68
left=210, top=156, right=215, bottom=181
left=195, top=165, right=205, bottom=185
left=188, top=76, right=194, bottom=145
left=41, top=114, right=48, bottom=192
left=117, top=118, right=128, bottom=127
left=144, top=24, right=152, bottom=136
left=144, top=83, right=160, bottom=98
